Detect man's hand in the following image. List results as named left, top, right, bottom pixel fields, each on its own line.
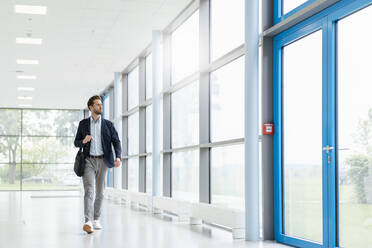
left=82, top=135, right=92, bottom=144
left=114, top=158, right=121, bottom=168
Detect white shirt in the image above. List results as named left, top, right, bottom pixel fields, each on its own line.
left=90, top=116, right=104, bottom=156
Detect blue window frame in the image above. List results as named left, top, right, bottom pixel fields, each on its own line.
left=102, top=94, right=106, bottom=119
left=274, top=0, right=317, bottom=24
left=274, top=0, right=372, bottom=247
left=102, top=93, right=111, bottom=187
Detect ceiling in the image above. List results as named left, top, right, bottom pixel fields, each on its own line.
left=0, top=0, right=191, bottom=110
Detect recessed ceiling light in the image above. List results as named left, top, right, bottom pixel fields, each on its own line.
left=16, top=37, right=43, bottom=45
left=17, top=87, right=35, bottom=91
left=17, top=75, right=37, bottom=80
left=15, top=5, right=47, bottom=15
left=16, top=59, right=39, bottom=65
left=18, top=96, right=33, bottom=100
left=19, top=104, right=32, bottom=108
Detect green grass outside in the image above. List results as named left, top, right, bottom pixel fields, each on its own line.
left=284, top=175, right=372, bottom=247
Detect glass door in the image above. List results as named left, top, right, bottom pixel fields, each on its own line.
left=275, top=1, right=372, bottom=247
left=282, top=30, right=324, bottom=243
left=336, top=4, right=372, bottom=247
left=274, top=22, right=328, bottom=247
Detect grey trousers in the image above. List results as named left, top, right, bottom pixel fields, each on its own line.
left=82, top=157, right=107, bottom=222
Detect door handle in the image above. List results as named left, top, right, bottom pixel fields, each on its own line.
left=322, top=145, right=334, bottom=153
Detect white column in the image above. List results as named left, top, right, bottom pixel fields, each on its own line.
left=114, top=72, right=122, bottom=189
left=152, top=30, right=162, bottom=197
left=245, top=0, right=260, bottom=241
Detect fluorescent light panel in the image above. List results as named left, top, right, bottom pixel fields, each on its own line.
left=15, top=5, right=47, bottom=15
left=17, top=87, right=35, bottom=91
left=16, top=59, right=39, bottom=65
left=16, top=37, right=43, bottom=45
left=18, top=96, right=33, bottom=100
left=17, top=75, right=37, bottom=80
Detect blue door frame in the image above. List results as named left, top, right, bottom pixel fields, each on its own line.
left=273, top=0, right=372, bottom=247
left=101, top=93, right=111, bottom=187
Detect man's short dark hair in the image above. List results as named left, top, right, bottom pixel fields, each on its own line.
left=87, top=95, right=102, bottom=109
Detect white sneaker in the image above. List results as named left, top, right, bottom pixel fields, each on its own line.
left=83, top=221, right=94, bottom=234
left=93, top=220, right=103, bottom=230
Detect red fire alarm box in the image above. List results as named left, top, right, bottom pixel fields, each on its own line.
left=263, top=123, right=274, bottom=135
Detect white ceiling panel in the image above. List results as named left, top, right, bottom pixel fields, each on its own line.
left=0, top=0, right=192, bottom=109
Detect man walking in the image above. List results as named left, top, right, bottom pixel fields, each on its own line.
left=74, top=95, right=121, bottom=234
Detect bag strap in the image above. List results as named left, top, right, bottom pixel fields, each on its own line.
left=79, top=142, right=87, bottom=152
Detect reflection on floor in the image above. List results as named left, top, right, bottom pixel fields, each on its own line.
left=0, top=191, right=290, bottom=248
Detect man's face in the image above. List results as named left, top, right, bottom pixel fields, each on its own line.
left=90, top=99, right=103, bottom=115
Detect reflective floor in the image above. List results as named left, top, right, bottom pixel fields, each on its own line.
left=0, top=191, right=290, bottom=248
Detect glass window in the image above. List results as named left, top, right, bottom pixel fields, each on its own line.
left=22, top=110, right=82, bottom=136
left=22, top=164, right=80, bottom=190
left=171, top=82, right=199, bottom=148
left=146, top=105, right=152, bottom=153
left=104, top=94, right=110, bottom=119
left=211, top=145, right=244, bottom=210
left=283, top=0, right=308, bottom=15
left=146, top=54, right=153, bottom=100
left=171, top=10, right=199, bottom=84
left=210, top=57, right=244, bottom=142
left=128, top=66, right=139, bottom=110
left=160, top=154, right=163, bottom=196
left=337, top=6, right=372, bottom=247
left=22, top=137, right=76, bottom=163
left=160, top=99, right=163, bottom=151
left=0, top=109, right=82, bottom=191
left=0, top=109, right=21, bottom=135
left=210, top=0, right=244, bottom=61
left=146, top=155, right=163, bottom=196
left=0, top=137, right=21, bottom=163
left=128, top=158, right=139, bottom=192
left=128, top=112, right=139, bottom=155
left=0, top=163, right=21, bottom=190
left=146, top=155, right=152, bottom=194
left=172, top=150, right=199, bottom=202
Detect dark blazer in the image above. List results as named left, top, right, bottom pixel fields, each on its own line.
left=74, top=117, right=122, bottom=168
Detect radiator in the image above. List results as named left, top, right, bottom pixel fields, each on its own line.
left=190, top=202, right=245, bottom=239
